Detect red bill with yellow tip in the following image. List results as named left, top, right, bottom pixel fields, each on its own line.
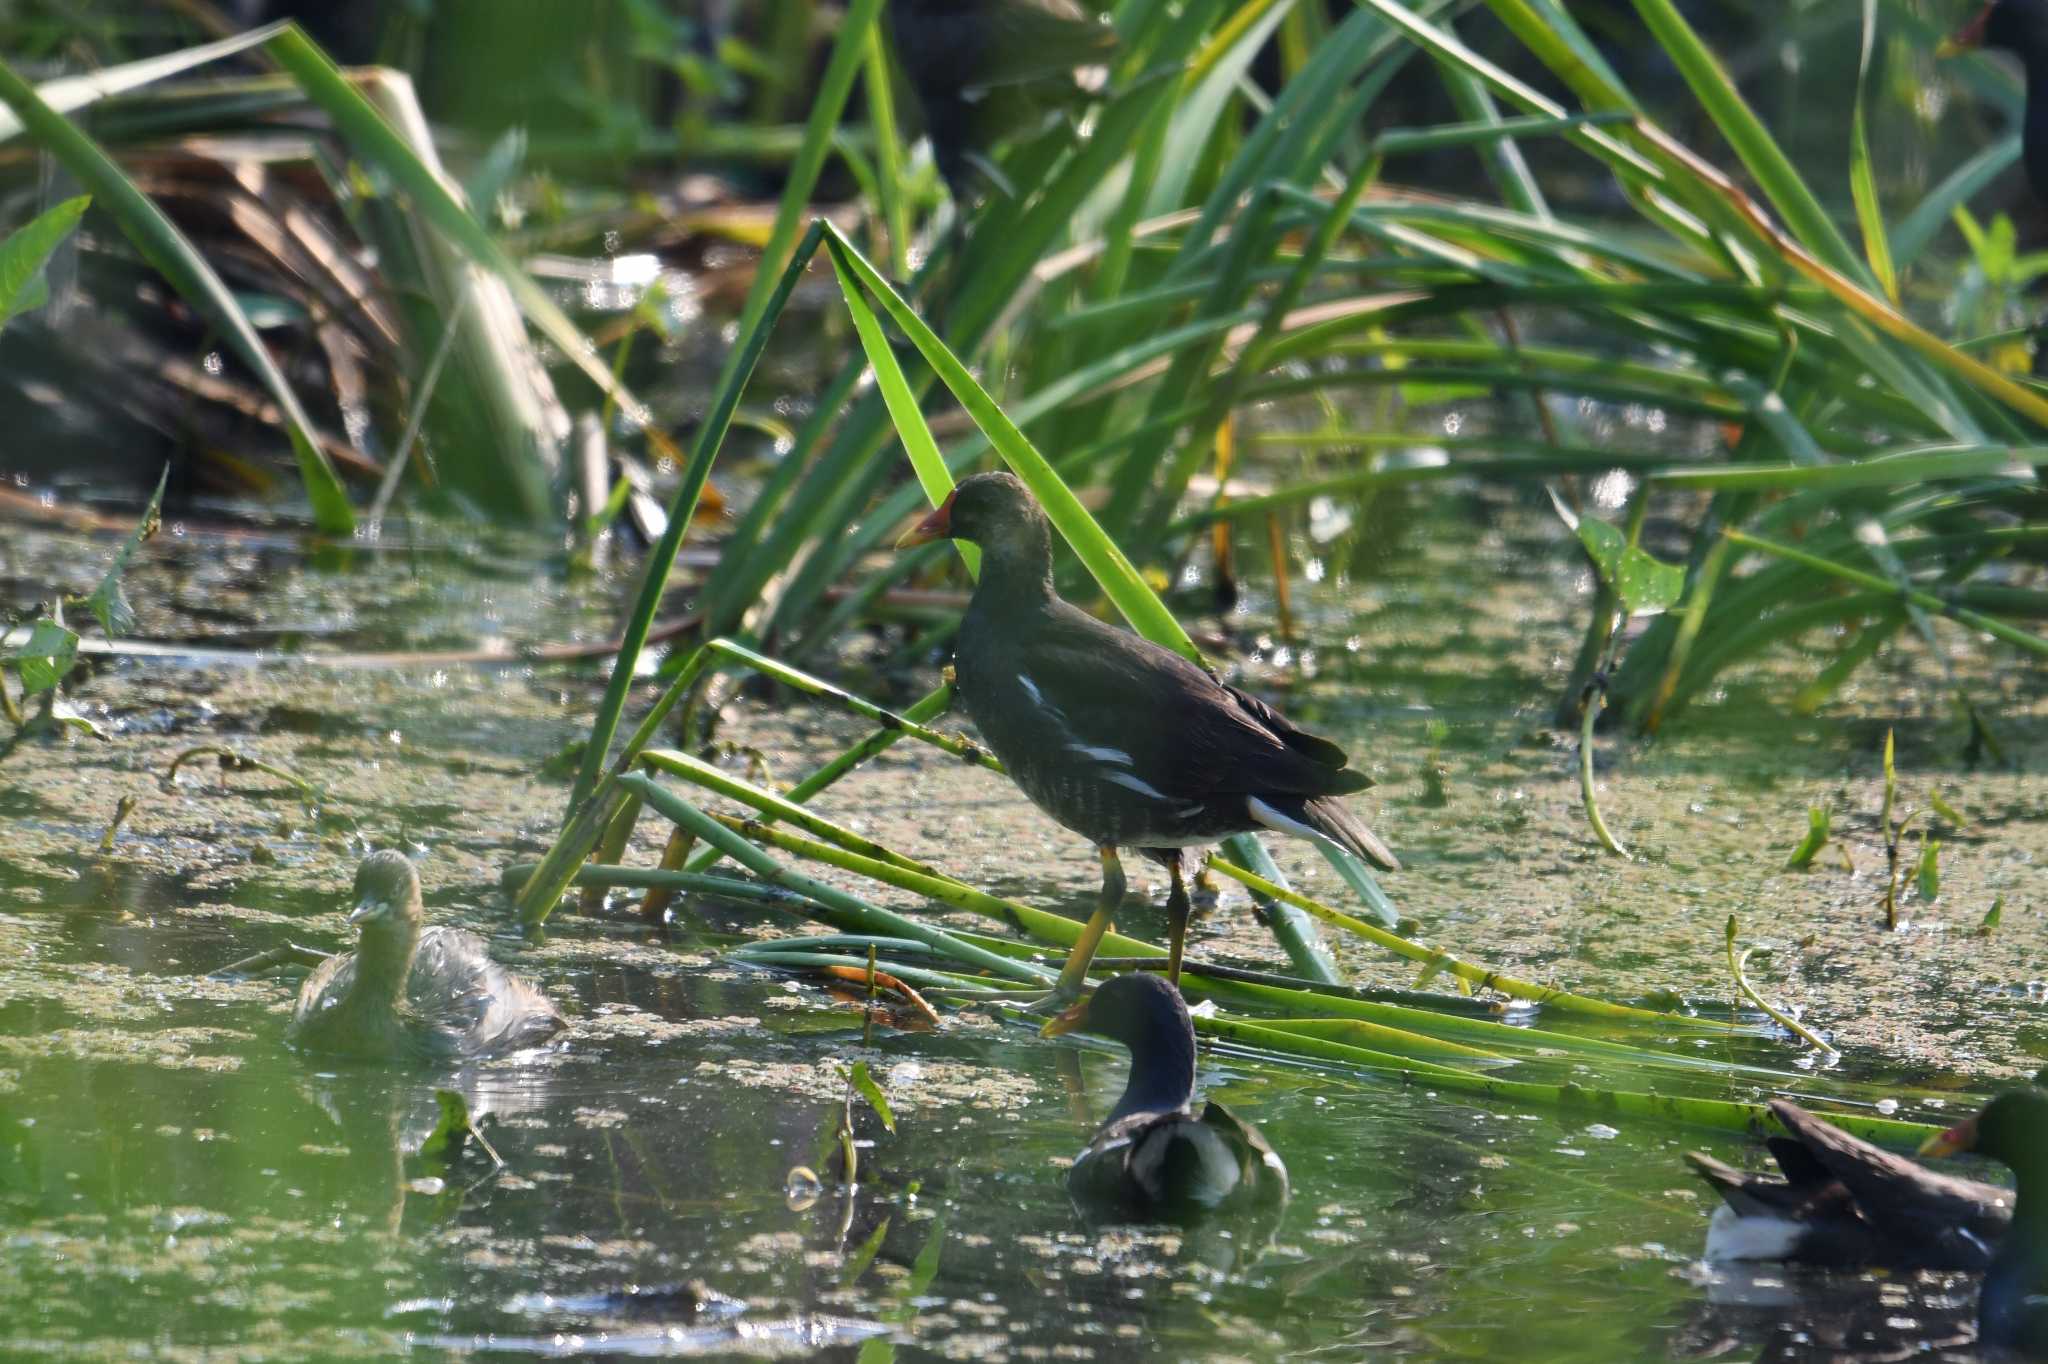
left=1039, top=994, right=1092, bottom=1038
left=1918, top=1113, right=1980, bottom=1159
left=895, top=491, right=957, bottom=549
left=1938, top=2, right=1996, bottom=57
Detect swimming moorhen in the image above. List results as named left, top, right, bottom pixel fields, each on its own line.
left=1947, top=1, right=2048, bottom=205
left=885, top=0, right=1116, bottom=203
left=1042, top=971, right=1288, bottom=1218
left=288, top=851, right=565, bottom=1061
left=1685, top=1098, right=2011, bottom=1268
left=897, top=472, right=1396, bottom=999
left=1921, top=1089, right=2048, bottom=1356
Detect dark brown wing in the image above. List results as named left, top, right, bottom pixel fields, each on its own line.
left=1223, top=683, right=1362, bottom=780
left=1769, top=1100, right=2012, bottom=1246
left=1200, top=1101, right=1290, bottom=1205
left=1015, top=600, right=1369, bottom=803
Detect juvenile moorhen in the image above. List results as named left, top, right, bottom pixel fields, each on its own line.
left=1685, top=1098, right=2011, bottom=1268
left=897, top=472, right=1396, bottom=998
left=288, top=851, right=564, bottom=1061
left=886, top=0, right=1116, bottom=203
left=1948, top=1, right=2048, bottom=206
left=1921, top=1089, right=2048, bottom=1356
left=1042, top=971, right=1288, bottom=1218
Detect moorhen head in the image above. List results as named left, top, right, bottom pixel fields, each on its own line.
left=885, top=0, right=1115, bottom=204
left=1685, top=1098, right=2011, bottom=1268
left=1949, top=0, right=2048, bottom=204
left=898, top=472, right=1396, bottom=1000
left=1921, top=1089, right=2048, bottom=1355
left=287, top=851, right=564, bottom=1062
left=1043, top=972, right=1288, bottom=1219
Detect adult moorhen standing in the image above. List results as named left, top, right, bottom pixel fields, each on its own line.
left=1921, top=1089, right=2048, bottom=1356
left=886, top=0, right=1116, bottom=204
left=1947, top=1, right=2048, bottom=206
left=897, top=472, right=1396, bottom=1000
left=1684, top=1097, right=2011, bottom=1267
left=288, top=851, right=565, bottom=1061
left=1042, top=971, right=1288, bottom=1219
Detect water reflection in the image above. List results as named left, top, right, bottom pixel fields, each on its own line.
left=3, top=492, right=2038, bottom=1361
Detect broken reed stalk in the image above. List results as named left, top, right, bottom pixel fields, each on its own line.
left=1183, top=1000, right=1943, bottom=1146
left=517, top=636, right=962, bottom=927
left=616, top=771, right=1055, bottom=987
left=513, top=643, right=714, bottom=925
left=617, top=777, right=1814, bottom=1081
left=1724, top=915, right=1837, bottom=1057
left=629, top=744, right=1735, bottom=1034
left=165, top=745, right=320, bottom=803
left=1204, top=857, right=1737, bottom=1027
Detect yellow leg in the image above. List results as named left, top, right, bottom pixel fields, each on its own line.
left=1165, top=859, right=1192, bottom=987
left=1050, top=846, right=1125, bottom=1001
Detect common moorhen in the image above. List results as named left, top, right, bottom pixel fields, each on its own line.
left=896, top=472, right=1396, bottom=998
left=1042, top=971, right=1288, bottom=1218
left=1685, top=1098, right=2011, bottom=1268
left=885, top=0, right=1116, bottom=203
left=1947, top=1, right=2048, bottom=205
left=288, top=851, right=565, bottom=1061
left=1921, top=1089, right=2048, bottom=1356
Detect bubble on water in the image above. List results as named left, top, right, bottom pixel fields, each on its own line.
left=1876, top=1098, right=1899, bottom=1116
left=784, top=1165, right=822, bottom=1211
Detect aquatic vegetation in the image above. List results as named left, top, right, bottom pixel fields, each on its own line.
left=4, top=4, right=2048, bottom=1355
left=1874, top=728, right=1971, bottom=930
left=0, top=194, right=85, bottom=330
left=0, top=466, right=161, bottom=758
left=1550, top=489, right=1684, bottom=859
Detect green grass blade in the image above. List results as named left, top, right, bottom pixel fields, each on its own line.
left=0, top=23, right=289, bottom=143
left=0, top=55, right=354, bottom=534
left=265, top=25, right=665, bottom=427
left=0, top=195, right=87, bottom=328
left=564, top=221, right=827, bottom=815
left=1848, top=0, right=1897, bottom=302
left=1892, top=136, right=2019, bottom=269
left=1625, top=0, right=1866, bottom=282
left=820, top=223, right=1196, bottom=658
left=824, top=244, right=979, bottom=580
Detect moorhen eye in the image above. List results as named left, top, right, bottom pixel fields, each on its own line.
left=287, top=850, right=564, bottom=1062
left=1920, top=1087, right=2048, bottom=1356
left=1685, top=1097, right=2012, bottom=1269
left=898, top=471, right=1396, bottom=1005
left=1042, top=972, right=1287, bottom=1218
left=885, top=0, right=1116, bottom=205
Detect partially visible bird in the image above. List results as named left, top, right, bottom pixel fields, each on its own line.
left=1042, top=971, right=1288, bottom=1219
left=885, top=0, right=1117, bottom=204
left=288, top=851, right=564, bottom=1061
left=1684, top=1098, right=2010, bottom=1268
left=1920, top=1088, right=2048, bottom=1356
left=896, top=472, right=1396, bottom=999
left=1946, top=0, right=2048, bottom=206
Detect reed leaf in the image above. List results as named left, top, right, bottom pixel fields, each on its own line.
left=0, top=52, right=354, bottom=533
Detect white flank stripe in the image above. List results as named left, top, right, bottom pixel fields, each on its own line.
left=1105, top=771, right=1171, bottom=801
left=1071, top=744, right=1133, bottom=766
left=1247, top=796, right=1341, bottom=855
left=1019, top=674, right=1042, bottom=705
